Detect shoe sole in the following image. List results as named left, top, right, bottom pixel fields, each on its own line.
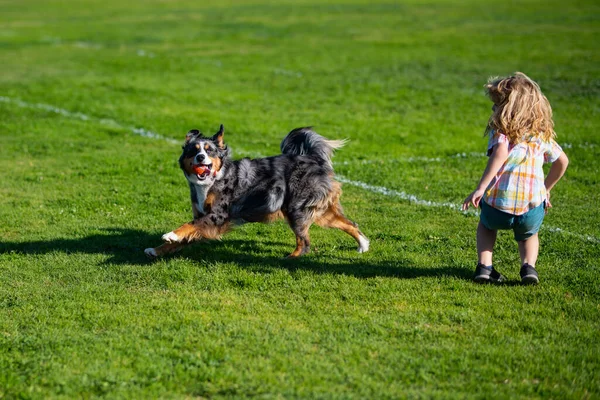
left=473, top=275, right=505, bottom=284
left=521, top=274, right=539, bottom=285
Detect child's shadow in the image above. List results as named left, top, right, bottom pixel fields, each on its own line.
left=0, top=228, right=472, bottom=280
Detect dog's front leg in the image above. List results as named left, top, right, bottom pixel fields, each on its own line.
left=144, top=241, right=186, bottom=258
left=163, top=215, right=231, bottom=243
left=161, top=222, right=200, bottom=244
left=144, top=221, right=201, bottom=259
left=145, top=217, right=231, bottom=259
left=144, top=222, right=198, bottom=259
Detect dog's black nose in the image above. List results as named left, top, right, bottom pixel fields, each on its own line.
left=195, top=154, right=205, bottom=162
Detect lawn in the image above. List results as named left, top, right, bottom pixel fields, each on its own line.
left=0, top=0, right=599, bottom=398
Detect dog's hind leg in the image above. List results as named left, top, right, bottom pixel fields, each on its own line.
left=286, top=211, right=312, bottom=258
left=316, top=203, right=370, bottom=253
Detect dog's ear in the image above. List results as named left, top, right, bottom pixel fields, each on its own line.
left=212, top=124, right=225, bottom=149
left=185, top=129, right=200, bottom=143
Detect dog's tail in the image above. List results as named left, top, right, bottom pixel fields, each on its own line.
left=280, top=127, right=346, bottom=169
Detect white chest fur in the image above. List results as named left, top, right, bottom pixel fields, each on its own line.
left=191, top=183, right=211, bottom=216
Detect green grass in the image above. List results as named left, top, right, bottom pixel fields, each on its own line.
left=1, top=0, right=599, bottom=398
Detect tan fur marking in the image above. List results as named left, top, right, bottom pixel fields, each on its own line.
left=310, top=181, right=342, bottom=219
left=172, top=223, right=199, bottom=241
left=287, top=222, right=311, bottom=258
left=199, top=222, right=230, bottom=240
left=209, top=155, right=222, bottom=173
left=182, top=156, right=196, bottom=176
left=204, top=192, right=217, bottom=213
left=170, top=220, right=232, bottom=243
left=257, top=211, right=284, bottom=223
left=315, top=203, right=363, bottom=244
left=215, top=133, right=224, bottom=149
left=288, top=234, right=309, bottom=258
left=151, top=242, right=185, bottom=257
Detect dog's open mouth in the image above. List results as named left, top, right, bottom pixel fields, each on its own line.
left=192, top=163, right=212, bottom=180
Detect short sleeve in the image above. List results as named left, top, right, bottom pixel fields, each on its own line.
left=487, top=131, right=509, bottom=156
left=543, top=139, right=563, bottom=163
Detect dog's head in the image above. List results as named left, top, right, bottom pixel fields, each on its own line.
left=179, top=124, right=229, bottom=186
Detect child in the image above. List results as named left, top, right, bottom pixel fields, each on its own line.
left=462, top=72, right=569, bottom=284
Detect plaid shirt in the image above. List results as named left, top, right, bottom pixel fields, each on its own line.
left=482, top=131, right=563, bottom=215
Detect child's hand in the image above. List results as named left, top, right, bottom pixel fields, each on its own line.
left=545, top=190, right=552, bottom=213
left=462, top=189, right=485, bottom=210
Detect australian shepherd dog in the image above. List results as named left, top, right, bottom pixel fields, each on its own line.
left=144, top=125, right=370, bottom=258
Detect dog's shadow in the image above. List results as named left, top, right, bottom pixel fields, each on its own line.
left=0, top=228, right=472, bottom=280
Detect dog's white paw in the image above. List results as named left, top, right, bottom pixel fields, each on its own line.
left=144, top=248, right=157, bottom=258
left=358, top=235, right=370, bottom=253
left=162, top=231, right=181, bottom=243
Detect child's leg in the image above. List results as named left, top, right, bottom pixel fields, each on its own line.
left=474, top=221, right=504, bottom=283
left=514, top=202, right=544, bottom=280
left=513, top=204, right=544, bottom=284
left=474, top=202, right=507, bottom=283
left=477, top=221, right=497, bottom=266
left=518, top=233, right=539, bottom=267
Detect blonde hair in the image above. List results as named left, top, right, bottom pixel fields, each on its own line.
left=484, top=72, right=556, bottom=143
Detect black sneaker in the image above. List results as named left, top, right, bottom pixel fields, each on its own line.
left=520, top=264, right=539, bottom=285
left=473, top=264, right=505, bottom=283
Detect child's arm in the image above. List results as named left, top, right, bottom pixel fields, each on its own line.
left=544, top=152, right=569, bottom=209
left=462, top=142, right=509, bottom=210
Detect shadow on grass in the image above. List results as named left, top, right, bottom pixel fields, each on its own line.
left=0, top=228, right=472, bottom=280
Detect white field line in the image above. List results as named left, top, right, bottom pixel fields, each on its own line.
left=136, top=49, right=156, bottom=58
left=42, top=37, right=152, bottom=58
left=273, top=68, right=303, bottom=78
left=335, top=177, right=599, bottom=244
left=336, top=153, right=486, bottom=165
left=545, top=227, right=600, bottom=244
left=0, top=95, right=180, bottom=145
left=561, top=142, right=597, bottom=149
left=0, top=96, right=261, bottom=156
left=335, top=176, right=467, bottom=212
left=2, top=95, right=598, bottom=243
left=336, top=143, right=597, bottom=165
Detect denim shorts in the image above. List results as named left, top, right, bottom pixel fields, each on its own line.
left=480, top=200, right=545, bottom=241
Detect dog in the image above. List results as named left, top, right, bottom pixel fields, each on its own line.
left=144, top=125, right=370, bottom=258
